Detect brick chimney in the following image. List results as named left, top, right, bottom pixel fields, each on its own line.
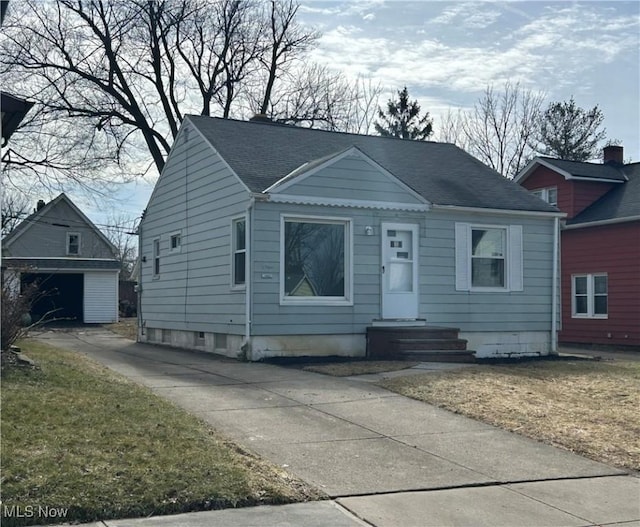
left=603, top=145, right=623, bottom=164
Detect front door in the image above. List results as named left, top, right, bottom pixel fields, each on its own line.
left=381, top=223, right=419, bottom=319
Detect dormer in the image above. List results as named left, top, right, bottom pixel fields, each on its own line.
left=515, top=148, right=627, bottom=219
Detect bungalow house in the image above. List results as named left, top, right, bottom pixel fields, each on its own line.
left=138, top=116, right=563, bottom=360
left=2, top=193, right=120, bottom=324
left=516, top=146, right=640, bottom=349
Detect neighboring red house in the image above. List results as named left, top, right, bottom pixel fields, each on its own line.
left=516, top=146, right=640, bottom=349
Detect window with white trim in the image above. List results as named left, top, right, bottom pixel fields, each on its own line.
left=170, top=232, right=181, bottom=252
left=281, top=216, right=351, bottom=304
left=572, top=274, right=607, bottom=318
left=153, top=238, right=160, bottom=277
left=531, top=187, right=557, bottom=207
left=455, top=223, right=523, bottom=292
left=67, top=232, right=80, bottom=255
left=232, top=218, right=246, bottom=287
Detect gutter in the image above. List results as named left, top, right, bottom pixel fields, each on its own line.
left=431, top=204, right=565, bottom=219
left=563, top=215, right=640, bottom=230
left=551, top=217, right=559, bottom=353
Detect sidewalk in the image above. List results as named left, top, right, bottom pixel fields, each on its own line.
left=36, top=328, right=639, bottom=527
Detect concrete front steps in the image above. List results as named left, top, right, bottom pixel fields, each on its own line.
left=366, top=325, right=476, bottom=363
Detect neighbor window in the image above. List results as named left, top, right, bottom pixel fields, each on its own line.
left=455, top=223, right=523, bottom=292
left=153, top=239, right=160, bottom=276
left=67, top=232, right=80, bottom=255
left=281, top=216, right=351, bottom=304
left=573, top=274, right=607, bottom=318
left=232, top=218, right=246, bottom=287
left=531, top=187, right=558, bottom=207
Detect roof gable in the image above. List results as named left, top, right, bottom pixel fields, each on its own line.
left=516, top=157, right=627, bottom=184
left=3, top=193, right=117, bottom=257
left=265, top=146, right=428, bottom=206
left=186, top=116, right=557, bottom=214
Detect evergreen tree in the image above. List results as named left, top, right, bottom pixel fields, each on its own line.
left=536, top=97, right=606, bottom=161
left=374, top=86, right=433, bottom=140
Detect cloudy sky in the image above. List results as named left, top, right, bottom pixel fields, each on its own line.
left=91, top=0, right=639, bottom=228
left=298, top=0, right=639, bottom=155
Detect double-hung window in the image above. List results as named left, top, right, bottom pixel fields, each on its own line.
left=232, top=218, right=246, bottom=287
left=281, top=216, right=352, bottom=305
left=471, top=227, right=506, bottom=288
left=67, top=232, right=80, bottom=255
left=572, top=274, right=607, bottom=318
left=455, top=223, right=523, bottom=292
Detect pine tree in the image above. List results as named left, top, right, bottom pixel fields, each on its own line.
left=536, top=97, right=606, bottom=161
left=374, top=87, right=433, bottom=140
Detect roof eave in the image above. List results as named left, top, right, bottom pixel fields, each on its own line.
left=563, top=215, right=640, bottom=230
left=431, top=203, right=566, bottom=218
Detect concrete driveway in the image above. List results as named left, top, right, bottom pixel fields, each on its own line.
left=36, top=328, right=639, bottom=527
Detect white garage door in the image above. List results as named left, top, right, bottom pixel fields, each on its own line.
left=84, top=272, right=118, bottom=323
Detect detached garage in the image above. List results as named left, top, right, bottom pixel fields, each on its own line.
left=2, top=194, right=122, bottom=325
left=6, top=258, right=120, bottom=324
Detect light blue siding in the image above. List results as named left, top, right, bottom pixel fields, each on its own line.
left=421, top=210, right=554, bottom=332
left=277, top=155, right=424, bottom=204
left=140, top=122, right=250, bottom=334
left=250, top=204, right=555, bottom=336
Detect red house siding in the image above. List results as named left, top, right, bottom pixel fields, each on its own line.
left=560, top=221, right=640, bottom=347
left=521, top=167, right=615, bottom=218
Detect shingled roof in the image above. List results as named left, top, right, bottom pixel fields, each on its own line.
left=535, top=157, right=628, bottom=182
left=567, top=164, right=640, bottom=226
left=186, top=116, right=558, bottom=213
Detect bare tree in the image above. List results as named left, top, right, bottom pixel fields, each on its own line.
left=102, top=211, right=139, bottom=280
left=257, top=0, right=320, bottom=115
left=442, top=83, right=545, bottom=178
left=1, top=191, right=30, bottom=237
left=261, top=64, right=381, bottom=133
left=0, top=0, right=320, bottom=189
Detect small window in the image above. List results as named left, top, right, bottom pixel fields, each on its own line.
left=170, top=233, right=181, bottom=251
left=67, top=232, right=80, bottom=255
left=471, top=227, right=506, bottom=288
left=194, top=331, right=205, bottom=345
left=572, top=274, right=607, bottom=318
left=232, top=218, right=246, bottom=287
left=531, top=187, right=557, bottom=207
left=153, top=239, right=160, bottom=276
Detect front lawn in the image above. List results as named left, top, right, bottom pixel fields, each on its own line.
left=0, top=341, right=320, bottom=526
left=379, top=359, right=640, bottom=470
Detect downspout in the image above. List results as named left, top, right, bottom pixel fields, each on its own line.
left=551, top=216, right=559, bottom=353
left=243, top=196, right=255, bottom=360
left=136, top=217, right=144, bottom=340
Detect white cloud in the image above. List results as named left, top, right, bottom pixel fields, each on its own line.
left=430, top=2, right=502, bottom=29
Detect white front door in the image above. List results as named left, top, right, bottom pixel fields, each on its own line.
left=381, top=223, right=419, bottom=319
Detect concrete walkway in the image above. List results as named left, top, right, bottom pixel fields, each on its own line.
left=36, top=328, right=639, bottom=527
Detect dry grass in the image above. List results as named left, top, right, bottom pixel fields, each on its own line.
left=380, top=359, right=640, bottom=471
left=106, top=318, right=137, bottom=340
left=1, top=341, right=321, bottom=526
left=303, top=360, right=418, bottom=376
